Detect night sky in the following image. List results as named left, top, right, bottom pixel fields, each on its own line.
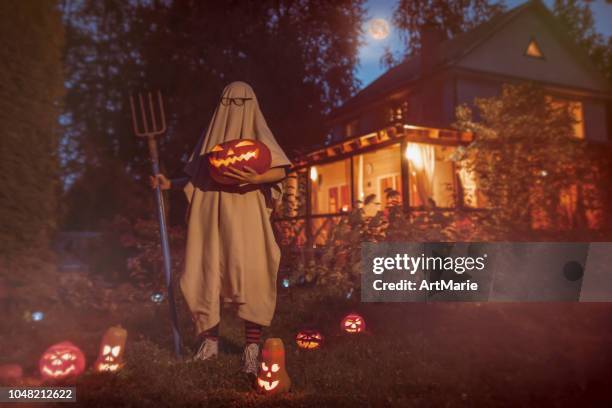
left=357, top=0, right=612, bottom=87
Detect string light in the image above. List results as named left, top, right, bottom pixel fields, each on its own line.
left=405, top=144, right=424, bottom=170
left=31, top=311, right=44, bottom=322
left=346, top=288, right=354, bottom=299
left=309, top=166, right=318, bottom=182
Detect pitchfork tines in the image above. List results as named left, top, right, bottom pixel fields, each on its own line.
left=127, top=89, right=181, bottom=357
left=129, top=90, right=167, bottom=138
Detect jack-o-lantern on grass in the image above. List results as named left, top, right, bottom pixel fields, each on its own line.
left=295, top=329, right=323, bottom=350
left=341, top=313, right=366, bottom=334
left=39, top=342, right=86, bottom=381
left=257, top=338, right=291, bottom=395
left=208, top=139, right=271, bottom=185
left=95, top=325, right=128, bottom=372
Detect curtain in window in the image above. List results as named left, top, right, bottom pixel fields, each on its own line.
left=407, top=143, right=435, bottom=206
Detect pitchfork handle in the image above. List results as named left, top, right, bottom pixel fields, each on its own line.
left=147, top=135, right=182, bottom=358
left=148, top=137, right=160, bottom=163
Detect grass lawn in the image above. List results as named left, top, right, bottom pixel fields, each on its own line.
left=3, top=285, right=612, bottom=407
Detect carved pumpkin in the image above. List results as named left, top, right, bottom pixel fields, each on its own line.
left=295, top=329, right=323, bottom=350
left=341, top=313, right=366, bottom=334
left=39, top=342, right=85, bottom=380
left=208, top=139, right=271, bottom=185
left=257, top=338, right=291, bottom=394
left=95, top=325, right=128, bottom=372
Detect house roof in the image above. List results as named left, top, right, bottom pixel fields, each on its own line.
left=328, top=0, right=607, bottom=122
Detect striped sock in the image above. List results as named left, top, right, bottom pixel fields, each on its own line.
left=199, top=324, right=219, bottom=342
left=244, top=320, right=262, bottom=345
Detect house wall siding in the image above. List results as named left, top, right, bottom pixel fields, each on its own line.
left=328, top=8, right=611, bottom=143
left=442, top=76, right=457, bottom=125
left=454, top=76, right=609, bottom=142
left=456, top=11, right=609, bottom=92
left=455, top=77, right=501, bottom=123
left=361, top=106, right=387, bottom=135
left=583, top=99, right=609, bottom=142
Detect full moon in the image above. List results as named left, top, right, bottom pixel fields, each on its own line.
left=368, top=18, right=390, bottom=40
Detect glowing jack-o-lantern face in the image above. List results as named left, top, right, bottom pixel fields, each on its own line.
left=95, top=325, right=127, bottom=372
left=295, top=330, right=323, bottom=350
left=208, top=139, right=271, bottom=185
left=257, top=338, right=291, bottom=395
left=341, top=313, right=366, bottom=334
left=39, top=341, right=86, bottom=380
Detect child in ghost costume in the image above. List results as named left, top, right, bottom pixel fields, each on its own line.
left=151, top=81, right=291, bottom=375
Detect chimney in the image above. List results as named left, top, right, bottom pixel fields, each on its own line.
left=420, top=24, right=445, bottom=74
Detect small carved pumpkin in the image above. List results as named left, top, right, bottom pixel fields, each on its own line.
left=208, top=138, right=271, bottom=185
left=39, top=341, right=86, bottom=380
left=341, top=313, right=366, bottom=334
left=95, top=325, right=127, bottom=372
left=295, top=329, right=323, bottom=350
left=257, top=338, right=291, bottom=394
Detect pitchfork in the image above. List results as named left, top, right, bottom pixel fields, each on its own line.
left=129, top=91, right=181, bottom=358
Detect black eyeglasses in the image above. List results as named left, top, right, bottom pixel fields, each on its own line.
left=220, top=97, right=253, bottom=106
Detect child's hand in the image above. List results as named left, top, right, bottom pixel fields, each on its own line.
left=224, top=166, right=261, bottom=185
left=149, top=174, right=172, bottom=190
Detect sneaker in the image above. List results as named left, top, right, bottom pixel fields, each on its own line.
left=192, top=338, right=218, bottom=361
left=242, top=343, right=259, bottom=376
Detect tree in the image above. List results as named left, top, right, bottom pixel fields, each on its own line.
left=0, top=0, right=64, bottom=253
left=61, top=0, right=365, bottom=229
left=385, top=0, right=505, bottom=66
left=60, top=0, right=149, bottom=229
left=553, top=0, right=612, bottom=81
left=454, top=83, right=597, bottom=238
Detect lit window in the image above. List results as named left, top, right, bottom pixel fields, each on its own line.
left=310, top=159, right=351, bottom=215
left=406, top=144, right=457, bottom=208
left=353, top=144, right=403, bottom=214
left=388, top=101, right=409, bottom=124
left=568, top=101, right=584, bottom=139
left=345, top=120, right=358, bottom=138
left=548, top=97, right=585, bottom=139
left=525, top=38, right=544, bottom=59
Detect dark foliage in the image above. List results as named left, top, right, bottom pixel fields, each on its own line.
left=455, top=83, right=608, bottom=237
left=60, top=0, right=365, bottom=229
left=0, top=0, right=64, bottom=253
left=384, top=0, right=505, bottom=66
left=553, top=0, right=612, bottom=81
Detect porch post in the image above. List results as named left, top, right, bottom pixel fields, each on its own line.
left=349, top=156, right=355, bottom=208
left=305, top=167, right=313, bottom=247
left=453, top=162, right=464, bottom=209
left=400, top=138, right=410, bottom=212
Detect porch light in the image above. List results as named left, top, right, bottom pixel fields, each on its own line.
left=405, top=143, right=424, bottom=170
left=310, top=166, right=318, bottom=182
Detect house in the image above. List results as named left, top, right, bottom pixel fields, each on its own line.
left=275, top=0, right=611, bottom=245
